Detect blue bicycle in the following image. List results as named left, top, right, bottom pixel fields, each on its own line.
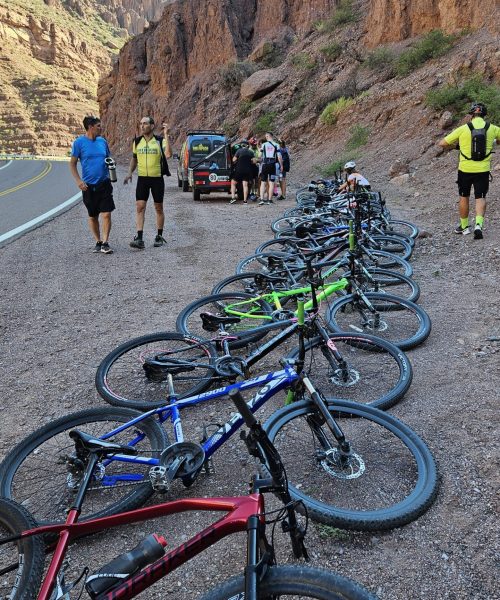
left=0, top=303, right=437, bottom=532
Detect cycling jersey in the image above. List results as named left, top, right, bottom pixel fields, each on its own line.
left=133, top=136, right=167, bottom=177
left=444, top=117, right=500, bottom=173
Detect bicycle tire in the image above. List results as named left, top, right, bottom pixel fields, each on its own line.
left=199, top=564, right=378, bottom=599
left=0, top=408, right=168, bottom=525
left=287, top=333, right=412, bottom=410
left=211, top=272, right=299, bottom=295
left=96, top=332, right=218, bottom=409
left=326, top=292, right=431, bottom=351
left=354, top=249, right=413, bottom=277
left=359, top=268, right=420, bottom=302
left=236, top=251, right=306, bottom=277
left=367, top=235, right=413, bottom=260
left=176, top=292, right=274, bottom=349
left=263, top=399, right=438, bottom=530
left=385, top=219, right=419, bottom=239
left=0, top=498, right=45, bottom=600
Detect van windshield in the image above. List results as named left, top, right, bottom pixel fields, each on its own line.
left=189, top=137, right=228, bottom=168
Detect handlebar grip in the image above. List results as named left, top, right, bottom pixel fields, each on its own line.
left=229, top=388, right=257, bottom=428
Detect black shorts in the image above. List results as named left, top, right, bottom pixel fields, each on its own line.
left=82, top=180, right=115, bottom=217
left=457, top=171, right=490, bottom=199
left=261, top=162, right=277, bottom=182
left=136, top=176, right=165, bottom=203
left=233, top=170, right=253, bottom=183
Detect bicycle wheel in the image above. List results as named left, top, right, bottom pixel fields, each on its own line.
left=384, top=219, right=419, bottom=239
left=176, top=292, right=274, bottom=349
left=356, top=249, right=413, bottom=277
left=200, top=565, right=378, bottom=599
left=326, top=292, right=431, bottom=351
left=0, top=498, right=44, bottom=600
left=349, top=268, right=420, bottom=303
left=287, top=333, right=412, bottom=410
left=0, top=408, right=168, bottom=525
left=211, top=272, right=294, bottom=295
left=366, top=235, right=413, bottom=260
left=235, top=251, right=306, bottom=277
left=264, top=399, right=438, bottom=530
left=96, top=332, right=217, bottom=409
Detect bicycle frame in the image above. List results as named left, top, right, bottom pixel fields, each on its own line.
left=81, top=365, right=300, bottom=487
left=13, top=491, right=266, bottom=600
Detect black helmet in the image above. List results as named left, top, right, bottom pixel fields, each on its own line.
left=469, top=102, right=487, bottom=117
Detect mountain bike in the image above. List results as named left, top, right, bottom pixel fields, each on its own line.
left=0, top=301, right=436, bottom=532
left=0, top=390, right=378, bottom=600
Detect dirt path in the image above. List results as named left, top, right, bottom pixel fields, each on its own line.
left=0, top=164, right=498, bottom=599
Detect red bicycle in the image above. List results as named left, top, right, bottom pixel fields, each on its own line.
left=0, top=390, right=377, bottom=600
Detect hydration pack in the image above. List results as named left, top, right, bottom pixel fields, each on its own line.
left=461, top=122, right=491, bottom=161
left=280, top=148, right=290, bottom=172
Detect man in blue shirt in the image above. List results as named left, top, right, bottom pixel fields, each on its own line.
left=70, top=115, right=115, bottom=253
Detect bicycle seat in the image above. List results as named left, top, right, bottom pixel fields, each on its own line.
left=69, top=430, right=138, bottom=456
left=200, top=311, right=241, bottom=331
left=143, top=357, right=196, bottom=378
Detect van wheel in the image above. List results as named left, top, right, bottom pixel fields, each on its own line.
left=193, top=189, right=201, bottom=201
left=182, top=179, right=189, bottom=192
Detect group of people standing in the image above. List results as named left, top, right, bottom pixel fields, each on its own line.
left=70, top=114, right=172, bottom=254
left=230, top=131, right=290, bottom=205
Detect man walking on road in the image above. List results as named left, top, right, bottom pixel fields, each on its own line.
left=69, top=115, right=115, bottom=254
left=124, top=116, right=172, bottom=249
left=439, top=102, right=500, bottom=239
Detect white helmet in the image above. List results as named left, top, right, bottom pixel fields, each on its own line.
left=344, top=161, right=356, bottom=170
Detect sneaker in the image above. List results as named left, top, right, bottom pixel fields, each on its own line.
left=277, top=195, right=285, bottom=201
left=154, top=235, right=167, bottom=247
left=453, top=225, right=471, bottom=235
left=229, top=197, right=237, bottom=204
left=93, top=241, right=102, bottom=253
left=258, top=199, right=267, bottom=205
left=473, top=224, right=483, bottom=240
left=130, top=236, right=145, bottom=249
left=100, top=242, right=113, bottom=254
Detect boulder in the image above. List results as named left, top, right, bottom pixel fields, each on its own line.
left=388, top=159, right=409, bottom=178
left=240, top=69, right=285, bottom=101
left=439, top=111, right=454, bottom=129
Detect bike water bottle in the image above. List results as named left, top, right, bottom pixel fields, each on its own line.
left=105, top=157, right=117, bottom=182
left=85, top=533, right=167, bottom=597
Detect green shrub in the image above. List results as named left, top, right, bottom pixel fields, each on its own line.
left=320, top=42, right=342, bottom=61
left=425, top=76, right=500, bottom=122
left=284, top=95, right=309, bottom=122
left=239, top=99, right=255, bottom=117
left=346, top=124, right=371, bottom=150
left=319, top=153, right=357, bottom=177
left=364, top=47, right=396, bottom=71
left=396, top=30, right=456, bottom=76
left=314, top=0, right=357, bottom=32
left=320, top=96, right=354, bottom=126
left=291, top=52, right=317, bottom=70
left=219, top=61, right=256, bottom=87
left=254, top=111, right=278, bottom=134
left=260, top=42, right=282, bottom=68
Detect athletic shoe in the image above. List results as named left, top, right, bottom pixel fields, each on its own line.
left=453, top=225, right=471, bottom=235
left=100, top=242, right=113, bottom=254
left=130, top=236, right=145, bottom=249
left=229, top=197, right=237, bottom=204
left=277, top=195, right=285, bottom=201
left=258, top=199, right=267, bottom=205
left=473, top=224, right=483, bottom=240
left=154, top=235, right=167, bottom=247
left=93, top=241, right=102, bottom=253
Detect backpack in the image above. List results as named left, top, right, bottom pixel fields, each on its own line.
left=460, top=122, right=491, bottom=161
left=134, top=135, right=171, bottom=176
left=280, top=148, right=290, bottom=172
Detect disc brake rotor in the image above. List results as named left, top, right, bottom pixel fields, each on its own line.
left=319, top=448, right=365, bottom=480
left=330, top=367, right=360, bottom=387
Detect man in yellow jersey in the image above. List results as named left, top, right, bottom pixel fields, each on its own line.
left=439, top=102, right=500, bottom=239
left=124, top=116, right=172, bottom=248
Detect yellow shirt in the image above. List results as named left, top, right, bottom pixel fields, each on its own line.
left=133, top=136, right=167, bottom=177
left=444, top=117, right=500, bottom=173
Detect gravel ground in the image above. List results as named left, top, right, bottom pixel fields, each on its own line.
left=0, top=163, right=498, bottom=599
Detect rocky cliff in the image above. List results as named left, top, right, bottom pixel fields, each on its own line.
left=98, top=0, right=499, bottom=162
left=0, top=0, right=165, bottom=154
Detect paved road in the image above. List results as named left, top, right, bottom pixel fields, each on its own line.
left=0, top=159, right=80, bottom=244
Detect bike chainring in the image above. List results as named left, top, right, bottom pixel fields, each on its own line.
left=215, top=356, right=247, bottom=377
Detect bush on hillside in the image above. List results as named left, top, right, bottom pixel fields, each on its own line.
left=346, top=124, right=371, bottom=150
left=396, top=30, right=456, bottom=76
left=320, top=42, right=342, bottom=61
left=364, top=47, right=396, bottom=73
left=314, top=0, right=357, bottom=32
left=254, top=111, right=278, bottom=134
left=425, top=76, right=500, bottom=122
left=219, top=61, right=256, bottom=87
left=320, top=97, right=354, bottom=126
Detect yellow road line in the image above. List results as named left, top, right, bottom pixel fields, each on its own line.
left=0, top=161, right=52, bottom=198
